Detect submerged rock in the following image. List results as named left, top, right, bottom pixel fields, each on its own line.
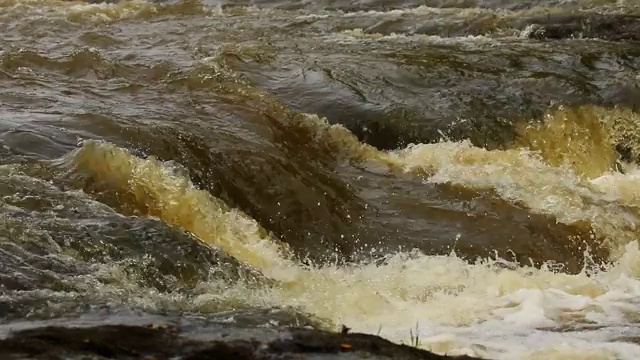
left=0, top=323, right=482, bottom=360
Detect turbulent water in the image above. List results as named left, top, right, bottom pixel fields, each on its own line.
left=2, top=0, right=640, bottom=358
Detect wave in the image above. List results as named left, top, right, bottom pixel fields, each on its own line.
left=40, top=125, right=640, bottom=358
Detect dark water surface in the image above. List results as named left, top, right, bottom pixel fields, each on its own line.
left=2, top=0, right=640, bottom=358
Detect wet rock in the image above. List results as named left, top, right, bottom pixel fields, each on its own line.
left=523, top=14, right=640, bottom=41
left=0, top=323, right=483, bottom=360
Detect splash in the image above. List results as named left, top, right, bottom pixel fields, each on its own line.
left=262, top=242, right=640, bottom=359
left=289, top=105, right=640, bottom=259
left=255, top=105, right=640, bottom=359
left=513, top=105, right=619, bottom=178
left=513, top=105, right=640, bottom=177
left=385, top=106, right=640, bottom=259
left=54, top=103, right=640, bottom=359
left=334, top=28, right=496, bottom=45
left=62, top=140, right=295, bottom=275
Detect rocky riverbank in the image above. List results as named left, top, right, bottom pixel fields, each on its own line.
left=0, top=322, right=483, bottom=360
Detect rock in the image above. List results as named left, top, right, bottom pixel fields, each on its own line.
left=523, top=14, right=640, bottom=41
left=0, top=323, right=483, bottom=360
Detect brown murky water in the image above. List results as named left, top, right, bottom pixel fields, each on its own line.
left=2, top=0, right=640, bottom=358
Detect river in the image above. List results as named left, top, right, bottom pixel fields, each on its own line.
left=1, top=0, right=640, bottom=359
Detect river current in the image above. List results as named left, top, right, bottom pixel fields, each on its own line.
left=2, top=0, right=640, bottom=359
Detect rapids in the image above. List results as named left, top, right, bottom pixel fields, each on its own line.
left=1, top=0, right=640, bottom=359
